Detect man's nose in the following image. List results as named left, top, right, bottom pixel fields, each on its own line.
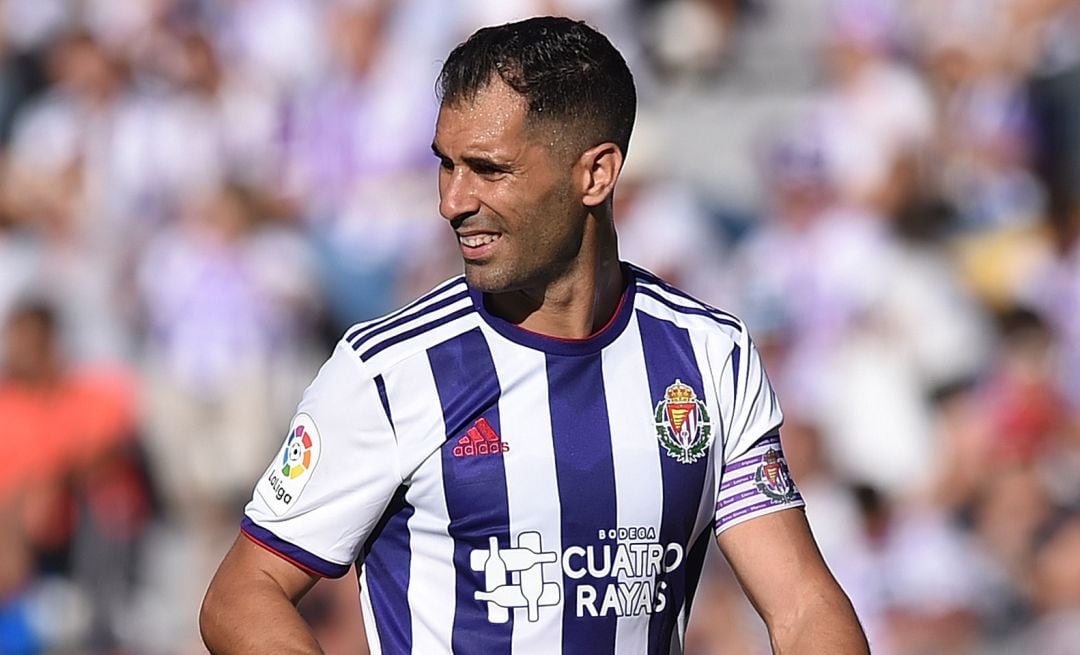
left=439, top=170, right=481, bottom=222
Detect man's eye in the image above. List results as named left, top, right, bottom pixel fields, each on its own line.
left=439, top=158, right=454, bottom=171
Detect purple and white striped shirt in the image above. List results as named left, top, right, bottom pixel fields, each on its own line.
left=243, top=263, right=804, bottom=654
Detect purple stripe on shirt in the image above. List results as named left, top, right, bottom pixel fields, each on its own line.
left=429, top=329, right=513, bottom=655
left=548, top=351, right=618, bottom=655
left=716, top=499, right=790, bottom=528
left=721, top=435, right=782, bottom=475
left=730, top=343, right=741, bottom=403
left=637, top=310, right=712, bottom=654
left=715, top=487, right=760, bottom=510
left=719, top=471, right=756, bottom=493
left=351, top=290, right=470, bottom=351
left=723, top=453, right=766, bottom=475
left=636, top=287, right=742, bottom=331
left=361, top=486, right=415, bottom=652
left=346, top=277, right=465, bottom=343
left=241, top=516, right=350, bottom=578
left=358, top=306, right=475, bottom=361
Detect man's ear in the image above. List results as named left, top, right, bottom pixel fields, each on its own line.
left=577, top=142, right=624, bottom=207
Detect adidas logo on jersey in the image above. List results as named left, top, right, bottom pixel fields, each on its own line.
left=453, top=417, right=509, bottom=458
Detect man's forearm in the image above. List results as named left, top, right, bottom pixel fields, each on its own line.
left=769, top=587, right=869, bottom=654
left=200, top=570, right=323, bottom=654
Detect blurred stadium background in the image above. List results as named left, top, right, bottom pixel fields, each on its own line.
left=0, top=0, right=1076, bottom=653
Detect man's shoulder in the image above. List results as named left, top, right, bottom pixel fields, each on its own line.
left=627, top=263, right=746, bottom=340
left=338, top=274, right=480, bottom=373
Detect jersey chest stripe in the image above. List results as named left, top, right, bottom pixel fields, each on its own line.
left=428, top=330, right=513, bottom=655
left=484, top=337, right=564, bottom=655
left=629, top=265, right=741, bottom=324
left=362, top=486, right=415, bottom=653
left=346, top=277, right=465, bottom=343
left=602, top=316, right=664, bottom=655
left=635, top=286, right=742, bottom=332
left=730, top=344, right=741, bottom=405
left=359, top=306, right=475, bottom=362
left=352, top=290, right=471, bottom=351
left=546, top=352, right=618, bottom=655
left=374, top=374, right=395, bottom=433
left=636, top=311, right=711, bottom=653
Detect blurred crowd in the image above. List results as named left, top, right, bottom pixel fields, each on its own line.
left=0, top=0, right=1075, bottom=654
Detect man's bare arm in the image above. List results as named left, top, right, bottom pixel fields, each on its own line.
left=200, top=533, right=324, bottom=654
left=716, top=508, right=869, bottom=654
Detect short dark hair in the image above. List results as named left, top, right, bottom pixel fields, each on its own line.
left=438, top=16, right=636, bottom=155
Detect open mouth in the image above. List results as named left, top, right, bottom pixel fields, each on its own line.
left=458, top=233, right=501, bottom=259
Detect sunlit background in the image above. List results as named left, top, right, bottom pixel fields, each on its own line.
left=0, top=0, right=1077, bottom=653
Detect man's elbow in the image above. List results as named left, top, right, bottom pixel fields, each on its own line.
left=770, top=585, right=869, bottom=654
left=200, top=579, right=229, bottom=652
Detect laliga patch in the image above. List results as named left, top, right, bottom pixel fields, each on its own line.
left=257, top=413, right=321, bottom=515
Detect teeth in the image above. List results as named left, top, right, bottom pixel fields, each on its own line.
left=460, top=234, right=499, bottom=247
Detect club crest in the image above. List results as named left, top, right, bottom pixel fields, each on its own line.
left=654, top=379, right=712, bottom=464
left=754, top=448, right=796, bottom=502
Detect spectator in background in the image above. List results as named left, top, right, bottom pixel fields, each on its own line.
left=1023, top=512, right=1080, bottom=653
left=106, top=25, right=275, bottom=244
left=280, top=0, right=450, bottom=330
left=817, top=0, right=935, bottom=218
left=1023, top=0, right=1080, bottom=413
left=137, top=181, right=319, bottom=530
left=0, top=0, right=1072, bottom=652
left=727, top=119, right=927, bottom=494
left=0, top=301, right=145, bottom=651
left=613, top=114, right=727, bottom=298
left=0, top=9, right=46, bottom=146
left=136, top=180, right=321, bottom=651
left=0, top=29, right=135, bottom=362
left=913, top=0, right=1045, bottom=232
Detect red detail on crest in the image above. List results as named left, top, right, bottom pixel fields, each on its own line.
left=665, top=402, right=696, bottom=434
left=453, top=418, right=510, bottom=458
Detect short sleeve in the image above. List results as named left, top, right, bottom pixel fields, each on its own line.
left=243, top=340, right=401, bottom=578
left=713, top=330, right=803, bottom=535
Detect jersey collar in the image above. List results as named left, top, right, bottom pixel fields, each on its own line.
left=468, top=263, right=636, bottom=356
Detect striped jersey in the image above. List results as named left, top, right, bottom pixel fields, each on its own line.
left=243, top=263, right=804, bottom=654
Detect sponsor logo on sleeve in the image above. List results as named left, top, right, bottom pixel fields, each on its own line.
left=257, top=413, right=321, bottom=515
left=754, top=448, right=796, bottom=503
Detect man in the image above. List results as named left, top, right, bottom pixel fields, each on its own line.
left=201, top=16, right=868, bottom=654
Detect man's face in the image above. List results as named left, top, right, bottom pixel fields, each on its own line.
left=432, top=81, right=586, bottom=293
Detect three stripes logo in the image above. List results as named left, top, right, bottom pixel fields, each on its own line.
left=453, top=417, right=509, bottom=458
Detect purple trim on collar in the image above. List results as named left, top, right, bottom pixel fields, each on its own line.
left=468, top=264, right=636, bottom=356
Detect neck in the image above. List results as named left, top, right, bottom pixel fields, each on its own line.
left=486, top=214, right=623, bottom=340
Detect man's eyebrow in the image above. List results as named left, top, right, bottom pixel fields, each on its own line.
left=431, top=143, right=513, bottom=173
left=462, top=155, right=512, bottom=173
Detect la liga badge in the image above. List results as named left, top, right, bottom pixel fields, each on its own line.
left=257, top=413, right=322, bottom=516
left=654, top=379, right=712, bottom=464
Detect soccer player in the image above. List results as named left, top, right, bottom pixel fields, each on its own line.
left=201, top=16, right=869, bottom=655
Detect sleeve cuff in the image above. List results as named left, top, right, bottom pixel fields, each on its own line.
left=715, top=499, right=806, bottom=536
left=240, top=515, right=352, bottom=578
left=715, top=432, right=804, bottom=535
